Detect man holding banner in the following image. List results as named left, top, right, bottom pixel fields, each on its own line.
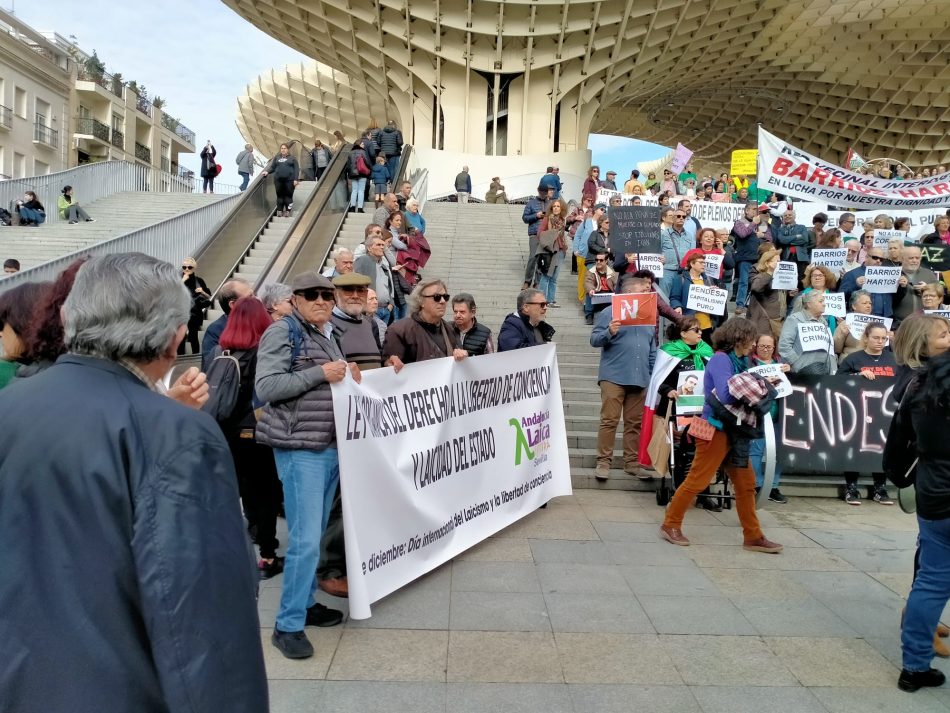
left=590, top=277, right=657, bottom=481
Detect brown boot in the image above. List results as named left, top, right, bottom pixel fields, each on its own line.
left=743, top=536, right=783, bottom=554
left=659, top=525, right=690, bottom=546
left=936, top=633, right=950, bottom=658
left=318, top=577, right=348, bottom=598
left=594, top=464, right=610, bottom=482
left=939, top=622, right=950, bottom=638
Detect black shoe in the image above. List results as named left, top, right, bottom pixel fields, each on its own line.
left=259, top=556, right=284, bottom=580
left=585, top=314, right=594, bottom=325
left=702, top=497, right=723, bottom=512
left=306, top=602, right=343, bottom=627
left=873, top=487, right=894, bottom=505
left=272, top=628, right=314, bottom=659
left=898, top=667, right=946, bottom=692
left=768, top=488, right=788, bottom=504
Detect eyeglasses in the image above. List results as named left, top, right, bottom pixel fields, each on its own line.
left=526, top=301, right=549, bottom=308
left=867, top=255, right=883, bottom=261
left=758, top=345, right=775, bottom=350
left=339, top=285, right=368, bottom=293
left=595, top=258, right=607, bottom=263
left=297, top=288, right=335, bottom=302
left=182, top=265, right=194, bottom=271
left=673, top=214, right=686, bottom=218
left=423, top=293, right=451, bottom=302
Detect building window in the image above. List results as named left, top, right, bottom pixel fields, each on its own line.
left=13, top=152, right=25, bottom=178
left=14, top=87, right=26, bottom=118
left=34, top=159, right=50, bottom=175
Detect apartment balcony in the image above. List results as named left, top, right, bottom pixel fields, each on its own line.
left=76, top=117, right=111, bottom=145
left=160, top=113, right=196, bottom=147
left=111, top=128, right=124, bottom=150
left=76, top=69, right=124, bottom=99
left=34, top=121, right=59, bottom=149
left=0, top=105, right=11, bottom=130
left=135, top=94, right=152, bottom=118
left=135, top=142, right=151, bottom=164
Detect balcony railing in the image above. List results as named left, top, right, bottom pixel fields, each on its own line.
left=76, top=117, right=111, bottom=143
left=0, top=105, right=11, bottom=130
left=178, top=165, right=195, bottom=182
left=34, top=121, right=59, bottom=148
left=135, top=142, right=151, bottom=164
left=111, top=128, right=124, bottom=149
left=160, top=113, right=196, bottom=146
left=135, top=94, right=152, bottom=117
left=76, top=68, right=124, bottom=98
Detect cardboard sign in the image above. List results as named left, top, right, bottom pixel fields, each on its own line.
left=670, top=143, right=693, bottom=175
left=590, top=292, right=614, bottom=304
left=863, top=266, right=901, bottom=294
left=811, top=248, right=847, bottom=273
left=637, top=253, right=664, bottom=278
left=771, top=262, right=799, bottom=290
left=674, top=369, right=705, bottom=415
left=797, top=322, right=832, bottom=352
left=730, top=149, right=759, bottom=176
left=873, top=229, right=905, bottom=250
left=686, top=284, right=728, bottom=316
left=747, top=363, right=792, bottom=399
left=609, top=206, right=661, bottom=254
left=845, top=313, right=893, bottom=340
left=611, top=292, right=658, bottom=326
left=703, top=253, right=724, bottom=280
left=823, top=292, right=846, bottom=318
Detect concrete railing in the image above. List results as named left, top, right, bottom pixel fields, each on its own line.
left=0, top=193, right=241, bottom=292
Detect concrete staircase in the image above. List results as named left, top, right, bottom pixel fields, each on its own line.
left=2, top=192, right=224, bottom=269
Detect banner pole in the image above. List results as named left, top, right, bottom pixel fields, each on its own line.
left=755, top=123, right=763, bottom=198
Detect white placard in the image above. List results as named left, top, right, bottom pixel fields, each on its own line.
left=703, top=253, right=724, bottom=280
left=332, top=344, right=572, bottom=619
left=590, top=292, right=615, bottom=304
left=823, top=292, right=846, bottom=318
left=686, top=284, right=728, bottom=316
left=637, top=253, right=664, bottom=278
left=811, top=248, right=847, bottom=273
left=845, top=313, right=893, bottom=340
left=771, top=261, right=799, bottom=290
left=748, top=363, right=793, bottom=399
left=924, top=310, right=950, bottom=319
left=873, top=229, right=905, bottom=249
left=863, top=266, right=902, bottom=294
left=797, top=322, right=832, bottom=352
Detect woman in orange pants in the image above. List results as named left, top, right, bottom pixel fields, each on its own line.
left=659, top=317, right=783, bottom=553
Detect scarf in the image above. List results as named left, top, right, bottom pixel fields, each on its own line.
left=727, top=349, right=748, bottom=374
left=661, top=339, right=713, bottom=371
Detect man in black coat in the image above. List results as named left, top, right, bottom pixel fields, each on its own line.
left=0, top=253, right=268, bottom=713
left=498, top=288, right=556, bottom=351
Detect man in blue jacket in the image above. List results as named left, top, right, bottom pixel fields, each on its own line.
left=539, top=166, right=562, bottom=199
left=774, top=208, right=811, bottom=281
left=521, top=184, right=551, bottom=289
left=498, top=288, right=555, bottom=351
left=839, top=247, right=895, bottom=318
left=590, top=276, right=656, bottom=481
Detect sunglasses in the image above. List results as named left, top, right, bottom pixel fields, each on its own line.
left=182, top=265, right=194, bottom=271
left=684, top=327, right=702, bottom=334
left=297, top=289, right=335, bottom=302
left=673, top=214, right=685, bottom=218
left=527, top=301, right=549, bottom=308
left=867, top=255, right=883, bottom=261
left=595, top=258, right=607, bottom=263
left=423, top=293, right=451, bottom=302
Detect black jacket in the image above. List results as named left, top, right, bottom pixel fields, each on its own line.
left=377, top=125, right=403, bottom=156
left=0, top=356, right=267, bottom=713
left=498, top=312, right=555, bottom=352
left=265, top=154, right=299, bottom=180
left=348, top=146, right=371, bottom=179
left=893, top=381, right=950, bottom=520
left=200, top=145, right=217, bottom=177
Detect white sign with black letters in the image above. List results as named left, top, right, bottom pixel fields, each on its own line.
left=823, top=292, right=846, bottom=318
left=863, top=266, right=901, bottom=294
left=748, top=363, right=793, bottom=399
left=637, top=253, right=664, bottom=278
left=797, top=322, right=832, bottom=352
left=845, top=313, right=893, bottom=340
left=686, top=284, right=728, bottom=316
left=811, top=248, right=847, bottom=273
left=771, top=262, right=799, bottom=290
left=873, top=229, right=905, bottom=250
left=703, top=253, right=724, bottom=280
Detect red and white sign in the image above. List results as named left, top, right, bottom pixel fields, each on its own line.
left=611, top=292, right=658, bottom=326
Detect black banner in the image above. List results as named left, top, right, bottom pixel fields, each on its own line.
left=921, top=243, right=950, bottom=274
left=777, top=374, right=896, bottom=474
left=609, top=205, right=661, bottom=254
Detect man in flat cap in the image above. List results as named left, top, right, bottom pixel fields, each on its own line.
left=255, top=271, right=361, bottom=660
left=522, top=183, right=553, bottom=289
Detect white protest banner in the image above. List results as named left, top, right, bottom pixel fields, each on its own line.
left=332, top=345, right=572, bottom=619
left=686, top=284, right=728, bottom=315
left=863, top=266, right=901, bottom=293
left=873, top=229, right=905, bottom=249
left=596, top=187, right=620, bottom=205
left=811, top=248, right=847, bottom=273
left=637, top=253, right=664, bottom=278
left=687, top=201, right=747, bottom=231
left=845, top=313, right=893, bottom=340
left=758, top=126, right=950, bottom=209
left=823, top=292, right=846, bottom=318
left=748, top=363, right=792, bottom=398
left=704, top=253, right=724, bottom=280
left=670, top=143, right=693, bottom=174
left=925, top=310, right=950, bottom=319
left=771, top=262, right=799, bottom=290
left=590, top=292, right=614, bottom=304
left=797, top=322, right=832, bottom=352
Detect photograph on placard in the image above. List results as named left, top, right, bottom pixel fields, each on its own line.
left=675, top=370, right=705, bottom=415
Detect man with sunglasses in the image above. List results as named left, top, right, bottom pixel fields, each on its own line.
left=383, top=278, right=467, bottom=370
left=200, top=276, right=255, bottom=371
left=659, top=208, right=691, bottom=296
left=498, top=288, right=556, bottom=352
left=839, top=247, right=896, bottom=318
left=256, top=271, right=361, bottom=660
left=583, top=252, right=618, bottom=325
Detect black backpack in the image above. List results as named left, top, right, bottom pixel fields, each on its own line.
left=201, top=349, right=242, bottom=422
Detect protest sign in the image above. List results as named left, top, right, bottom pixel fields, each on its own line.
left=823, top=292, right=846, bottom=318
left=924, top=310, right=950, bottom=319
left=758, top=126, right=950, bottom=209
left=332, top=344, right=572, bottom=619
left=703, top=253, right=724, bottom=280
left=637, top=253, right=664, bottom=278
left=811, top=248, right=847, bottom=272
left=873, top=229, right=905, bottom=249
left=771, top=262, right=799, bottom=290
left=712, top=193, right=729, bottom=202
left=674, top=370, right=704, bottom=415
left=609, top=205, right=661, bottom=254
left=590, top=292, right=614, bottom=305
left=686, top=284, right=728, bottom=315
left=747, top=363, right=792, bottom=398
left=797, top=322, right=832, bottom=352
left=862, top=266, right=901, bottom=293
left=670, top=143, right=693, bottom=175
left=596, top=187, right=620, bottom=205
left=778, top=375, right=896, bottom=473
left=611, top=292, right=658, bottom=326
left=730, top=149, right=758, bottom=175
left=845, top=313, right=893, bottom=340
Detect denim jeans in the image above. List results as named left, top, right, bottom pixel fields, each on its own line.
left=735, top=261, right=754, bottom=308
left=750, top=437, right=781, bottom=488
left=538, top=255, right=562, bottom=303
left=376, top=305, right=392, bottom=325
left=17, top=206, right=45, bottom=225
left=903, top=515, right=950, bottom=671
left=386, top=155, right=400, bottom=182
left=349, top=177, right=367, bottom=210
left=273, top=447, right=339, bottom=632
left=239, top=172, right=250, bottom=191
left=392, top=303, right=407, bottom=321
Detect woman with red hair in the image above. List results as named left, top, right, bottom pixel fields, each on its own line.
left=217, top=296, right=285, bottom=578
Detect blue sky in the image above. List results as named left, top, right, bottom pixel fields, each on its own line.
left=12, top=1, right=669, bottom=179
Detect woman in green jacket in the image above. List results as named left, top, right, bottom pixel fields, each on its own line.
left=58, top=185, right=94, bottom=224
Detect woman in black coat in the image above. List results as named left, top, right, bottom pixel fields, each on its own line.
left=179, top=257, right=210, bottom=355
left=347, top=139, right=371, bottom=213
left=200, top=141, right=218, bottom=193
left=262, top=142, right=300, bottom=217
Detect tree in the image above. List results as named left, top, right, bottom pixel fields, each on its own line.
left=151, top=96, right=166, bottom=110
left=83, top=51, right=105, bottom=79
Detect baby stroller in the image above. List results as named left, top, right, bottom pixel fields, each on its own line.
left=656, top=418, right=732, bottom=510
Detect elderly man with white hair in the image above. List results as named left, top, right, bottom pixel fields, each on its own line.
left=454, top=165, right=472, bottom=203
left=894, top=244, right=939, bottom=323
left=0, top=253, right=268, bottom=712
left=322, top=247, right=355, bottom=278
left=842, top=238, right=862, bottom=274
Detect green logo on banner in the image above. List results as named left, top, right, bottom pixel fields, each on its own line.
left=508, top=418, right=536, bottom=465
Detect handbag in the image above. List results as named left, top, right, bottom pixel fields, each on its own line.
left=688, top=416, right=716, bottom=441
left=647, top=401, right=675, bottom=476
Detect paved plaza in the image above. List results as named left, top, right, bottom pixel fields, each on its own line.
left=260, top=490, right=950, bottom=712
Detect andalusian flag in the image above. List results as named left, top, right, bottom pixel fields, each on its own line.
left=845, top=147, right=866, bottom=171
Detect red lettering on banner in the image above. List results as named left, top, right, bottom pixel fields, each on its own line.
left=789, top=163, right=809, bottom=180
left=897, top=189, right=918, bottom=198
left=773, top=158, right=793, bottom=175
left=829, top=176, right=848, bottom=189
left=809, top=167, right=830, bottom=185
left=934, top=183, right=950, bottom=196
left=919, top=186, right=936, bottom=198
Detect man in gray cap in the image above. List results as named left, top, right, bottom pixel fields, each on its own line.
left=521, top=183, right=553, bottom=289
left=316, top=271, right=384, bottom=599
left=255, top=271, right=361, bottom=660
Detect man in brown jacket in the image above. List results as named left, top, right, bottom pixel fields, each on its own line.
left=383, top=277, right=468, bottom=370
